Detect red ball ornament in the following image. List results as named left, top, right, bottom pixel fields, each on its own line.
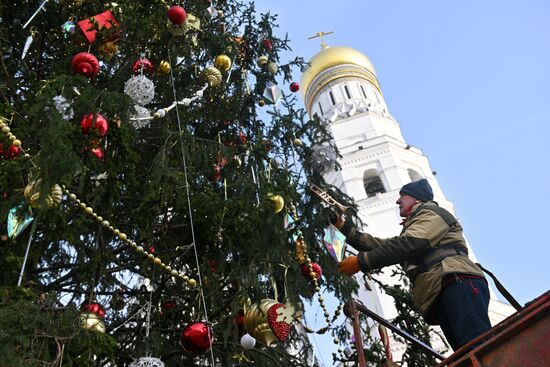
left=210, top=164, right=222, bottom=182
left=234, top=309, right=245, bottom=334
left=289, top=82, right=300, bottom=93
left=71, top=52, right=100, bottom=78
left=238, top=131, right=247, bottom=145
left=81, top=302, right=106, bottom=318
left=301, top=262, right=322, bottom=280
left=81, top=113, right=109, bottom=138
left=168, top=5, right=187, bottom=25
left=89, top=146, right=104, bottom=160
left=0, top=144, right=22, bottom=159
left=261, top=39, right=273, bottom=51
left=161, top=299, right=177, bottom=311
left=132, top=58, right=155, bottom=75
left=180, top=321, right=214, bottom=355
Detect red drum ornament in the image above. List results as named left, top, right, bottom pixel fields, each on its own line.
left=71, top=52, right=100, bottom=78
left=180, top=321, right=214, bottom=354
left=81, top=113, right=108, bottom=137
left=168, top=5, right=187, bottom=25
left=289, top=82, right=300, bottom=93
left=132, top=58, right=155, bottom=75
left=301, top=262, right=322, bottom=280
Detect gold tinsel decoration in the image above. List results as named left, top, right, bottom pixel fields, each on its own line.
left=203, top=66, right=222, bottom=87
left=24, top=180, right=63, bottom=209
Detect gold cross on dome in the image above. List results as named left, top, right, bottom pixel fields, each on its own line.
left=308, top=31, right=334, bottom=49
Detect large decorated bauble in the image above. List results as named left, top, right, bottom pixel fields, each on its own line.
left=203, top=66, right=222, bottom=87
left=81, top=113, right=108, bottom=137
left=132, top=58, right=155, bottom=75
left=71, top=52, right=100, bottom=78
left=266, top=302, right=294, bottom=342
left=301, top=262, right=322, bottom=281
left=168, top=5, right=187, bottom=25
left=244, top=299, right=279, bottom=346
left=267, top=194, right=284, bottom=214
left=180, top=321, right=214, bottom=355
left=24, top=180, right=63, bottom=209
left=128, top=357, right=165, bottom=367
left=80, top=312, right=106, bottom=333
left=214, top=54, right=231, bottom=72
left=124, top=75, right=155, bottom=105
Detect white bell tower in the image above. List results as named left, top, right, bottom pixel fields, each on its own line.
left=301, top=43, right=516, bottom=357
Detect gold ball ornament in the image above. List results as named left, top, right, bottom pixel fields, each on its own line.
left=267, top=194, right=284, bottom=213
left=203, top=66, right=222, bottom=87
left=256, top=55, right=269, bottom=68
left=292, top=138, right=303, bottom=147
left=244, top=299, right=279, bottom=346
left=214, top=54, right=232, bottom=72
left=267, top=62, right=278, bottom=75
left=80, top=312, right=106, bottom=333
left=158, top=60, right=171, bottom=75
left=258, top=99, right=265, bottom=107
left=24, top=181, right=63, bottom=209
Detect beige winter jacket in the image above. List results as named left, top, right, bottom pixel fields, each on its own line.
left=342, top=201, right=485, bottom=319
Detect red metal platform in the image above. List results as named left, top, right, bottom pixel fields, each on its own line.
left=436, top=291, right=550, bottom=367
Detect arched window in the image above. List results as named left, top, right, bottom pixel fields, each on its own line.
left=363, top=169, right=386, bottom=198
left=407, top=169, right=423, bottom=182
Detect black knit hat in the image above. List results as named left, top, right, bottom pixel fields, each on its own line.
left=399, top=179, right=433, bottom=202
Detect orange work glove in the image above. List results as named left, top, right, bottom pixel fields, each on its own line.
left=337, top=255, right=360, bottom=276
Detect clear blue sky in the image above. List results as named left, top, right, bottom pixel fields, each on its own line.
left=255, top=0, right=550, bottom=365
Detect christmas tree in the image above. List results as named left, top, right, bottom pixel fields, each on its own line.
left=0, top=1, right=437, bottom=366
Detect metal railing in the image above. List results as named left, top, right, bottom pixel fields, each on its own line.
left=343, top=300, right=445, bottom=367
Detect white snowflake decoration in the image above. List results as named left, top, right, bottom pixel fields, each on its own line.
left=52, top=95, right=74, bottom=120
left=128, top=357, right=165, bottom=367
left=124, top=75, right=155, bottom=106
left=311, top=145, right=338, bottom=174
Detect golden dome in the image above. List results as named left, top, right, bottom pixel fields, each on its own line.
left=300, top=46, right=380, bottom=112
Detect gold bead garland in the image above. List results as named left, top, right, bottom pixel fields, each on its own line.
left=292, top=236, right=343, bottom=334
left=64, top=188, right=197, bottom=287
left=0, top=117, right=30, bottom=159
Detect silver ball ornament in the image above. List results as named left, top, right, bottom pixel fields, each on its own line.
left=128, top=357, right=165, bottom=367
left=124, top=75, right=155, bottom=105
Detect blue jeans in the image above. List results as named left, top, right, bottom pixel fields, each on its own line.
left=434, top=275, right=491, bottom=350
